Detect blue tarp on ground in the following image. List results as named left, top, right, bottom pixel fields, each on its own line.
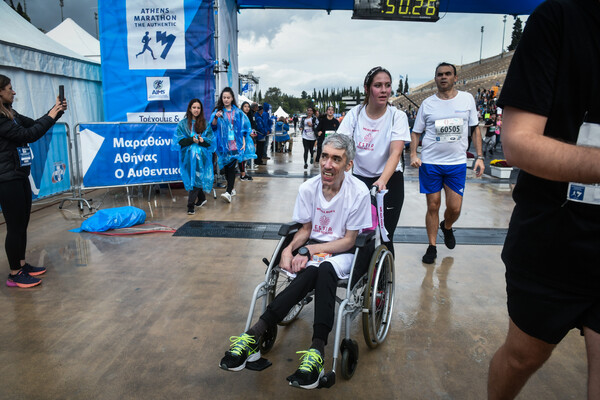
left=236, top=0, right=543, bottom=15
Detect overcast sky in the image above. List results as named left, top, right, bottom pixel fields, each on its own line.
left=14, top=0, right=526, bottom=96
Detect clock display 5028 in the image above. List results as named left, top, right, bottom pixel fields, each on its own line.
left=353, top=0, right=440, bottom=22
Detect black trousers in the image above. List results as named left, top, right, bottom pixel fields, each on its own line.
left=187, top=187, right=206, bottom=208
left=0, top=179, right=32, bottom=270
left=261, top=262, right=338, bottom=344
left=354, top=170, right=405, bottom=256
left=302, top=139, right=316, bottom=164
left=315, top=135, right=325, bottom=164
left=256, top=139, right=265, bottom=160
left=222, top=160, right=237, bottom=194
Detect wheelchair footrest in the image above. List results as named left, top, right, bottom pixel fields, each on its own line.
left=319, top=371, right=336, bottom=388
left=245, top=358, right=272, bottom=371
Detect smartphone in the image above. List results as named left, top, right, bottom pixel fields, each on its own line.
left=58, top=85, right=64, bottom=102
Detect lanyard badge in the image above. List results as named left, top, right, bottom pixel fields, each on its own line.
left=566, top=122, right=600, bottom=205
left=17, top=146, right=32, bottom=167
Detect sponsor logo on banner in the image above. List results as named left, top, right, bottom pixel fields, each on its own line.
left=51, top=162, right=67, bottom=183
left=146, top=77, right=170, bottom=101
left=127, top=0, right=185, bottom=70
left=126, top=112, right=185, bottom=123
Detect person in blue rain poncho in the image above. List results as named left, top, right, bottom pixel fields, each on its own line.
left=172, top=98, right=215, bottom=215
left=209, top=87, right=256, bottom=203
left=274, top=116, right=290, bottom=152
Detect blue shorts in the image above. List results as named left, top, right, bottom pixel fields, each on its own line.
left=419, top=163, right=466, bottom=196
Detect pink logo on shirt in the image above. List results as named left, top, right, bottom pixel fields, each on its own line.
left=319, top=215, right=330, bottom=226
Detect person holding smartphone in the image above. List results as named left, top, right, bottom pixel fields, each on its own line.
left=0, top=74, right=67, bottom=288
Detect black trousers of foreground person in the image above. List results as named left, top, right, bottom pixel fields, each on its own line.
left=0, top=178, right=32, bottom=270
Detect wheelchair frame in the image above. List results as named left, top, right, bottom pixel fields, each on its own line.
left=244, top=195, right=395, bottom=388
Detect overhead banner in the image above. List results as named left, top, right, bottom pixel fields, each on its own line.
left=79, top=123, right=180, bottom=188
left=99, top=0, right=215, bottom=123
left=29, top=123, right=71, bottom=199
left=216, top=0, right=239, bottom=94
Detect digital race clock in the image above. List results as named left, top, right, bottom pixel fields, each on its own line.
left=353, top=0, right=440, bottom=22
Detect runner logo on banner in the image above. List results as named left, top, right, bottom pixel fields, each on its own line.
left=126, top=0, right=185, bottom=70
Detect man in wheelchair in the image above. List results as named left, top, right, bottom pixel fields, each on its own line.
left=219, top=134, right=372, bottom=389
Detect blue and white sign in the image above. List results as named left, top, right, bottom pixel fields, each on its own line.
left=127, top=0, right=186, bottom=70
left=29, top=123, right=71, bottom=199
left=79, top=123, right=180, bottom=188
left=99, top=0, right=215, bottom=122
left=147, top=76, right=171, bottom=101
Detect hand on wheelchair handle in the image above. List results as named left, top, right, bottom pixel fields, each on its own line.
left=372, top=180, right=387, bottom=192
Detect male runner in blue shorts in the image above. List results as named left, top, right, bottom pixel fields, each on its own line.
left=410, top=62, right=484, bottom=264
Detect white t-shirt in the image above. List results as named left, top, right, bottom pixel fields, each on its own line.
left=301, top=116, right=317, bottom=141
left=412, top=91, right=478, bottom=165
left=292, top=172, right=372, bottom=278
left=337, top=104, right=411, bottom=177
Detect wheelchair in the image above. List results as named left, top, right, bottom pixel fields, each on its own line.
left=244, top=191, right=395, bottom=388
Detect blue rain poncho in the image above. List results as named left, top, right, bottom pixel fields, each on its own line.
left=171, top=118, right=215, bottom=192
left=274, top=121, right=290, bottom=142
left=209, top=105, right=257, bottom=170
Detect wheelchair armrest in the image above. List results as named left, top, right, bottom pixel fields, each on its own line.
left=278, top=222, right=303, bottom=237
left=355, top=230, right=376, bottom=248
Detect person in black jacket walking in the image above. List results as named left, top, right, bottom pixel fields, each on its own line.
left=0, top=74, right=67, bottom=288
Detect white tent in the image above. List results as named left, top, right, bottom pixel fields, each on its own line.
left=238, top=94, right=253, bottom=105
left=273, top=106, right=289, bottom=119
left=0, top=1, right=103, bottom=129
left=46, top=18, right=101, bottom=63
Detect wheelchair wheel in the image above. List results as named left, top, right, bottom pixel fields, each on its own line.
left=266, top=270, right=304, bottom=326
left=362, top=245, right=395, bottom=349
left=340, top=339, right=359, bottom=380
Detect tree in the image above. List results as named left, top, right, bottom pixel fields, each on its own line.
left=507, top=16, right=523, bottom=51
left=264, top=87, right=283, bottom=109
left=301, top=90, right=308, bottom=99
left=404, top=75, right=409, bottom=94
left=258, top=90, right=262, bottom=103
left=396, top=78, right=404, bottom=96
left=9, top=1, right=31, bottom=22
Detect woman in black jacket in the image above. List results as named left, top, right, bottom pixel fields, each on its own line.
left=0, top=74, right=67, bottom=288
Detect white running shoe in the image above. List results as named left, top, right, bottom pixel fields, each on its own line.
left=221, top=192, right=232, bottom=203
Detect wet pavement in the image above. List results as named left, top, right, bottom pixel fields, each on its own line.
left=0, top=131, right=587, bottom=399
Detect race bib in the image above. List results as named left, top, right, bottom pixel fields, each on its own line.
left=567, top=122, right=600, bottom=205
left=435, top=118, right=463, bottom=142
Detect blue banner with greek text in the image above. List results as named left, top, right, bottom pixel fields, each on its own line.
left=79, top=123, right=180, bottom=188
